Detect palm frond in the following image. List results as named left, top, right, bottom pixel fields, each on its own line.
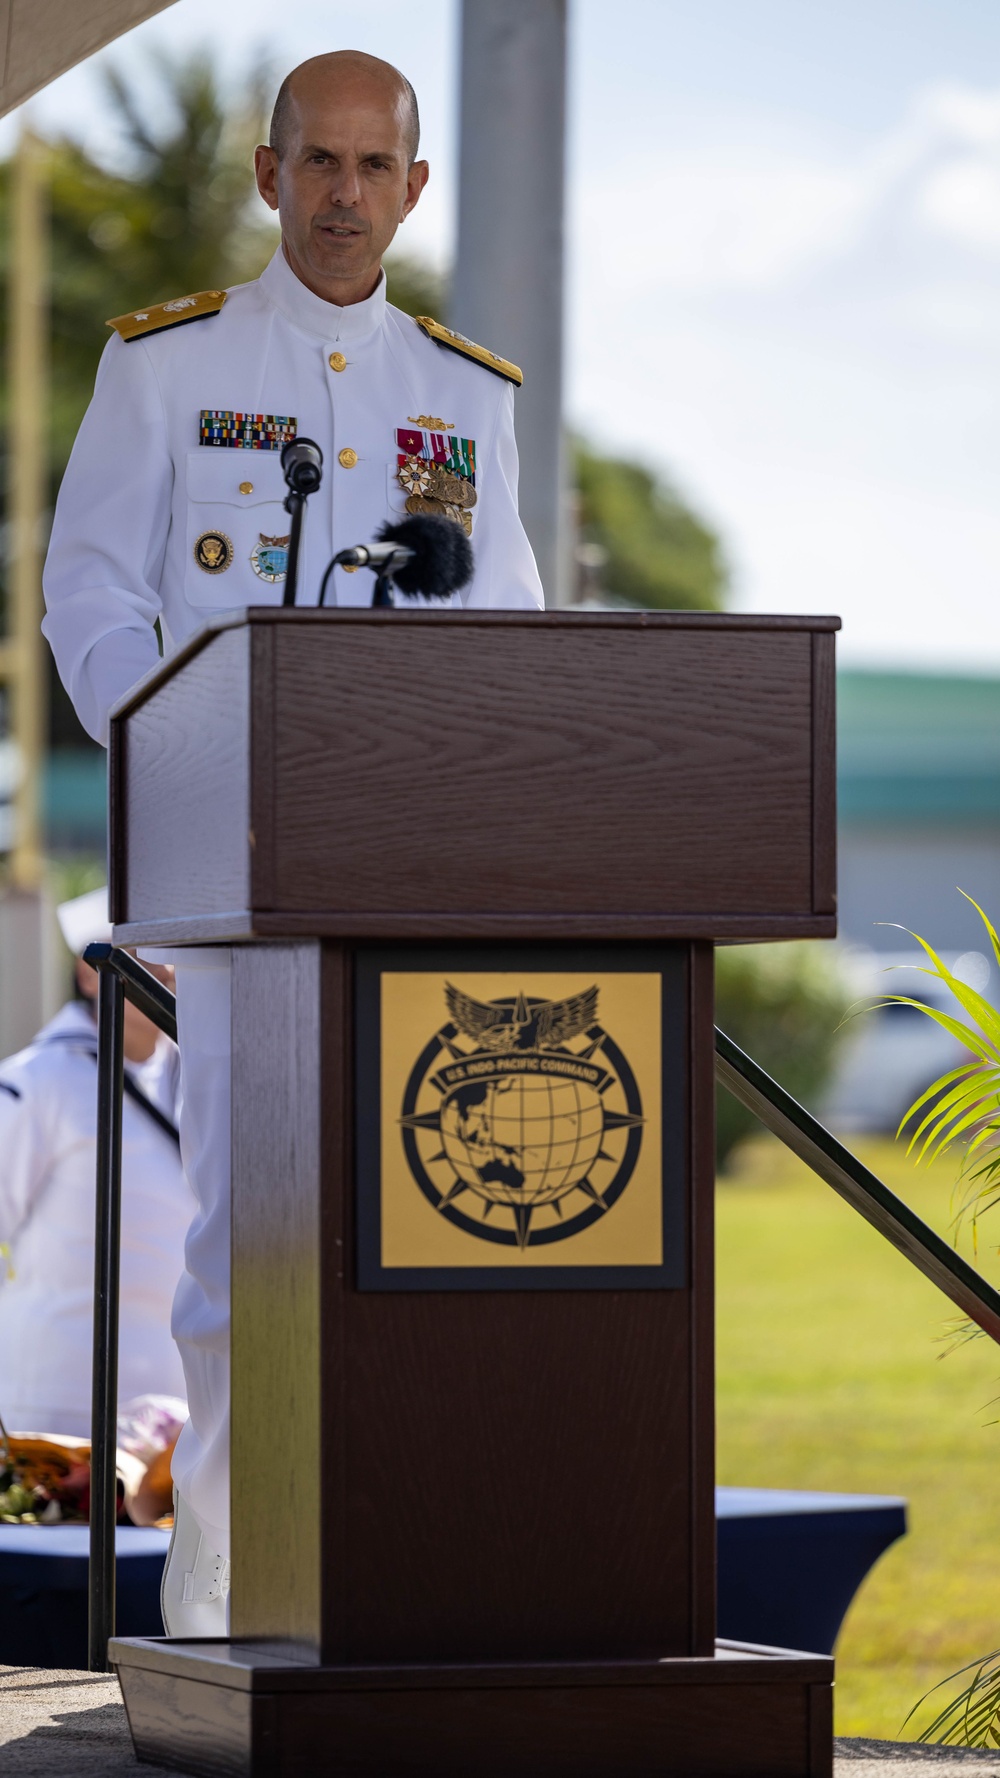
left=876, top=899, right=1000, bottom=1258
left=934, top=1316, right=986, bottom=1356
left=905, top=1650, right=1000, bottom=1747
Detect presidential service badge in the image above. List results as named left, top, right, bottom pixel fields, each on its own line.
left=250, top=533, right=290, bottom=582
left=193, top=530, right=233, bottom=574
left=356, top=954, right=685, bottom=1292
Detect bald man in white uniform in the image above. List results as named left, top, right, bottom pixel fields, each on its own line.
left=42, top=50, right=543, bottom=1633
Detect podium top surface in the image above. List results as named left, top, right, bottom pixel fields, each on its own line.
left=110, top=608, right=839, bottom=944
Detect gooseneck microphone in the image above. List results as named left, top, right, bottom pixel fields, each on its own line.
left=280, top=437, right=324, bottom=607
left=335, top=540, right=416, bottom=572
left=318, top=513, right=474, bottom=608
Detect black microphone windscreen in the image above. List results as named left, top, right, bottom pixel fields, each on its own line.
left=375, top=515, right=473, bottom=601
left=281, top=437, right=324, bottom=495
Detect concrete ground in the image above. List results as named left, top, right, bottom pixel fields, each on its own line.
left=2, top=1665, right=1000, bottom=1776
left=0, top=1666, right=186, bottom=1776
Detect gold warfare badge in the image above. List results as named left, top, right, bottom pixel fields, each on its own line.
left=374, top=969, right=664, bottom=1275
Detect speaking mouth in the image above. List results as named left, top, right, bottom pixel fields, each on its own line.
left=317, top=218, right=367, bottom=240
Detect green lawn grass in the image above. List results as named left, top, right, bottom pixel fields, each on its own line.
left=717, top=1132, right=1000, bottom=1740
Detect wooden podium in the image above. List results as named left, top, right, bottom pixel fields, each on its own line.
left=109, top=609, right=838, bottom=1778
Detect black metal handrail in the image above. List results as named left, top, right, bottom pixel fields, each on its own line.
left=716, top=1028, right=1000, bottom=1345
left=83, top=943, right=177, bottom=1673
left=80, top=943, right=1000, bottom=1673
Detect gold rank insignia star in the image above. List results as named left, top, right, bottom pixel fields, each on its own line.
left=107, top=289, right=228, bottom=342
left=414, top=316, right=523, bottom=385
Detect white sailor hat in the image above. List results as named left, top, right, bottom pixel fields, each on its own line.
left=56, top=885, right=112, bottom=956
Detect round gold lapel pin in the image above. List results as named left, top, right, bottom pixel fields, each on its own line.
left=194, top=530, right=234, bottom=574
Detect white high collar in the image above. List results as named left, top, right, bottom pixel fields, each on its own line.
left=258, top=244, right=387, bottom=344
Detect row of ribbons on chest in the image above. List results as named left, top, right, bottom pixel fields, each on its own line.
left=194, top=420, right=480, bottom=578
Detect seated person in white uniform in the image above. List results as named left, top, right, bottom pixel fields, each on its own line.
left=41, top=50, right=544, bottom=1634
left=0, top=887, right=193, bottom=1438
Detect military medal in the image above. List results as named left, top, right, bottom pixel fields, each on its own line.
left=404, top=492, right=473, bottom=536
left=200, top=411, right=297, bottom=451
left=395, top=425, right=477, bottom=532
left=425, top=463, right=476, bottom=509
left=194, top=530, right=234, bottom=574
left=250, top=533, right=290, bottom=582
left=398, top=454, right=433, bottom=497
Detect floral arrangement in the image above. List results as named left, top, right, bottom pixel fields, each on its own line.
left=0, top=1430, right=93, bottom=1523
left=0, top=1396, right=183, bottom=1527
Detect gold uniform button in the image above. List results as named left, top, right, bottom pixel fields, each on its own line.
left=328, top=351, right=347, bottom=372
left=238, top=481, right=253, bottom=495
left=338, top=447, right=359, bottom=469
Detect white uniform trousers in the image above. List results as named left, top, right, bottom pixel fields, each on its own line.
left=169, top=949, right=232, bottom=1560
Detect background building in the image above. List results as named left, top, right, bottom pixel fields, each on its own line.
left=838, top=670, right=1000, bottom=954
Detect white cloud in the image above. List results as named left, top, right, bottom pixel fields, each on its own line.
left=574, top=78, right=1000, bottom=304
left=919, top=156, right=1000, bottom=251
left=635, top=158, right=862, bottom=293
left=914, top=82, right=1000, bottom=149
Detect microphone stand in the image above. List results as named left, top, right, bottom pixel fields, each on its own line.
left=282, top=489, right=306, bottom=609
left=279, top=438, right=324, bottom=608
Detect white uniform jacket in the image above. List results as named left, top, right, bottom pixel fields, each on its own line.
left=0, top=1003, right=194, bottom=1435
left=42, top=248, right=544, bottom=744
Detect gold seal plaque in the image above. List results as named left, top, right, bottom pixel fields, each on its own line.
left=355, top=949, right=686, bottom=1292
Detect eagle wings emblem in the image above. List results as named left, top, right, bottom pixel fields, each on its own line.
left=444, top=983, right=599, bottom=1053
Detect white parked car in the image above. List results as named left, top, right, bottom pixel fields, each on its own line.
left=822, top=946, right=991, bottom=1135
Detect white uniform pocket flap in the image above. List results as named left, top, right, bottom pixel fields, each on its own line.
left=186, top=452, right=287, bottom=508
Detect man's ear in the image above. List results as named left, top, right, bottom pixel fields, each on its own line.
left=254, top=144, right=280, bottom=213
left=401, top=159, right=430, bottom=223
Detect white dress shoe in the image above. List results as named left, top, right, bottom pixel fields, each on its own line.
left=160, top=1488, right=231, bottom=1637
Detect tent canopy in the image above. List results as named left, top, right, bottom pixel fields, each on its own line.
left=0, top=0, right=176, bottom=118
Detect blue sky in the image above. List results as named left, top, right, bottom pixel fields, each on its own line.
left=9, top=0, right=1000, bottom=668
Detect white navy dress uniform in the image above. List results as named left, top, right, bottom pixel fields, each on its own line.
left=42, top=245, right=544, bottom=1628
left=0, top=1003, right=190, bottom=1438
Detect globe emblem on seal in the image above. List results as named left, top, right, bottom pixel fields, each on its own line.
left=250, top=532, right=290, bottom=582
left=399, top=984, right=644, bottom=1250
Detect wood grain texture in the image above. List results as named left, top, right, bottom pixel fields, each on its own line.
left=110, top=610, right=839, bottom=945
left=332, top=941, right=698, bottom=1667
left=811, top=633, right=837, bottom=918
left=249, top=619, right=278, bottom=913
left=268, top=624, right=815, bottom=916
left=808, top=1680, right=835, bottom=1778
left=111, top=1634, right=834, bottom=1687
left=119, top=1663, right=254, bottom=1776
left=341, top=1288, right=694, bottom=1664
left=116, top=623, right=250, bottom=926
left=319, top=944, right=351, bottom=1664
left=689, top=942, right=716, bottom=1656
left=226, top=940, right=704, bottom=1667
left=271, top=1681, right=812, bottom=1777
left=231, top=943, right=323, bottom=1661
left=113, top=1639, right=832, bottom=1778
left=112, top=909, right=838, bottom=946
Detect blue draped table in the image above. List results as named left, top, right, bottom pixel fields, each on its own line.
left=0, top=1486, right=906, bottom=1668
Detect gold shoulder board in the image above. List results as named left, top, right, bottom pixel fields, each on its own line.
left=415, top=315, right=523, bottom=387
left=106, top=289, right=227, bottom=343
